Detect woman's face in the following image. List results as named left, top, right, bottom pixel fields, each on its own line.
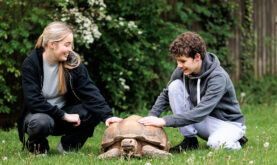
left=52, top=33, right=73, bottom=62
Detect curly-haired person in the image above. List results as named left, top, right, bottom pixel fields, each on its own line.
left=139, top=32, right=248, bottom=152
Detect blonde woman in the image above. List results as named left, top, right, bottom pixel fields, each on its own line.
left=18, top=22, right=122, bottom=154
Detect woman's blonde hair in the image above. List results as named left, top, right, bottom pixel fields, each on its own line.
left=35, top=21, right=81, bottom=95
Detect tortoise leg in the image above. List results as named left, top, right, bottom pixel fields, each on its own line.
left=142, top=145, right=172, bottom=158
left=98, top=148, right=120, bottom=159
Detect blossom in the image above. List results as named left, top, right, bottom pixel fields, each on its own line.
left=145, top=163, right=151, bottom=165
left=92, top=24, right=101, bottom=39
left=2, top=140, right=5, bottom=144
left=264, top=142, right=269, bottom=148
left=57, top=0, right=138, bottom=45
left=88, top=0, right=95, bottom=6
left=240, top=92, right=246, bottom=97
left=128, top=21, right=137, bottom=29
left=119, top=78, right=130, bottom=90
left=57, top=0, right=105, bottom=45
left=119, top=21, right=124, bottom=26
left=207, top=151, right=213, bottom=157
left=119, top=78, right=126, bottom=84
left=105, top=16, right=112, bottom=21
left=3, top=156, right=7, bottom=161
left=123, top=85, right=130, bottom=90
left=249, top=160, right=254, bottom=164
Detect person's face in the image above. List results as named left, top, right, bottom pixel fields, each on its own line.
left=51, top=33, right=73, bottom=62
left=175, top=53, right=202, bottom=75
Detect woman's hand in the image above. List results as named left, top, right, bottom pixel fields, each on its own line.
left=105, top=117, right=123, bottom=127
left=138, top=116, right=166, bottom=127
left=62, top=113, right=81, bottom=127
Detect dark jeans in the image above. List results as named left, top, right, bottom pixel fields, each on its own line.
left=24, top=104, right=100, bottom=153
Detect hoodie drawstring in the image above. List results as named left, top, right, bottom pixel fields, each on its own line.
left=197, top=78, right=201, bottom=105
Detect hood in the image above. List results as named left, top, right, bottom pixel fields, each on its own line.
left=188, top=52, right=220, bottom=80
left=187, top=52, right=220, bottom=105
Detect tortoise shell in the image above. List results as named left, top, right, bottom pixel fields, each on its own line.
left=101, top=115, right=170, bottom=151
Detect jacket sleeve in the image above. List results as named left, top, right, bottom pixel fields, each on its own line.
left=148, top=88, right=170, bottom=117
left=163, top=74, right=227, bottom=127
left=74, top=64, right=113, bottom=122
left=148, top=67, right=182, bottom=117
left=21, top=58, right=65, bottom=118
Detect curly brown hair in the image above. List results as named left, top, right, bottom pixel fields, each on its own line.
left=169, top=31, right=206, bottom=59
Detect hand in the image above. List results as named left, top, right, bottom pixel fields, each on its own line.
left=138, top=116, right=166, bottom=127
left=105, top=117, right=123, bottom=127
left=63, top=113, right=81, bottom=127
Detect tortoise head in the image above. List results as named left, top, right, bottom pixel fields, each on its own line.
left=120, top=138, right=138, bottom=157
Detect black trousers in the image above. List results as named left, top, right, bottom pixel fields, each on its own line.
left=24, top=104, right=100, bottom=152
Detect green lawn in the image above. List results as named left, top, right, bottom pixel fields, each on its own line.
left=1, top=103, right=277, bottom=165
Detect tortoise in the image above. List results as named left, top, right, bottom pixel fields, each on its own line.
left=98, top=115, right=172, bottom=159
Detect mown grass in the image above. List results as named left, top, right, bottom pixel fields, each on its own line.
left=0, top=103, right=277, bottom=165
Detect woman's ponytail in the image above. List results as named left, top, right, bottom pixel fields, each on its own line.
left=35, top=34, right=44, bottom=48
left=58, top=63, right=67, bottom=95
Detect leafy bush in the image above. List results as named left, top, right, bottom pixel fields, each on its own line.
left=235, top=75, right=277, bottom=106
left=71, top=0, right=239, bottom=113
left=78, top=0, right=183, bottom=112
left=0, top=0, right=55, bottom=113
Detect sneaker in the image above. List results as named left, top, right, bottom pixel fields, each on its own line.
left=238, top=136, right=248, bottom=147
left=57, top=142, right=67, bottom=154
left=169, top=137, right=199, bottom=153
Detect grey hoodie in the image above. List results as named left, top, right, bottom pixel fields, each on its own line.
left=149, top=53, right=245, bottom=127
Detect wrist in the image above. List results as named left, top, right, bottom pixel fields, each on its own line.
left=162, top=118, right=166, bottom=126
left=62, top=113, right=68, bottom=120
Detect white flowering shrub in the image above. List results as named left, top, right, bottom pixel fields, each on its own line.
left=52, top=0, right=150, bottom=112
left=56, top=0, right=142, bottom=47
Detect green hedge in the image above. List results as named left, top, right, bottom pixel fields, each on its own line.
left=0, top=0, right=56, bottom=113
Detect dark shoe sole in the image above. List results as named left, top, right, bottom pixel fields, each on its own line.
left=169, top=145, right=198, bottom=153
left=239, top=136, right=248, bottom=147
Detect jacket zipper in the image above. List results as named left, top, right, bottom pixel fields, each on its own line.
left=66, top=70, right=81, bottom=101
left=40, top=75, right=43, bottom=88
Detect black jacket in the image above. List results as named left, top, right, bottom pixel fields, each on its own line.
left=17, top=48, right=113, bottom=143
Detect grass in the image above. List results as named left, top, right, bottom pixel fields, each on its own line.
left=0, top=103, right=277, bottom=165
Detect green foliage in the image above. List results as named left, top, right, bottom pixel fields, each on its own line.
left=83, top=0, right=181, bottom=113
left=0, top=0, right=53, bottom=113
left=80, top=0, right=239, bottom=113
left=239, top=0, right=255, bottom=81
left=236, top=75, right=277, bottom=106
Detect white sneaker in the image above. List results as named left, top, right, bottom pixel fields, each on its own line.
left=57, top=142, right=67, bottom=154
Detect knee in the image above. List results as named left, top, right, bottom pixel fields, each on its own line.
left=27, top=114, right=53, bottom=137
left=207, top=135, right=226, bottom=150
left=168, top=80, right=183, bottom=94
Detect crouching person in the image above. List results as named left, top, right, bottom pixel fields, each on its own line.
left=17, top=21, right=122, bottom=154
left=139, top=32, right=247, bottom=152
